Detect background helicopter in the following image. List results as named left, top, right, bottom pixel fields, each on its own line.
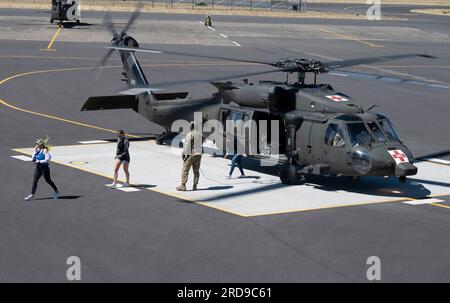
left=50, top=0, right=81, bottom=24
left=82, top=11, right=439, bottom=185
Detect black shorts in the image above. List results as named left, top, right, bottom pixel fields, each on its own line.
left=117, top=155, right=130, bottom=163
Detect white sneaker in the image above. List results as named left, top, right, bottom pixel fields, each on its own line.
left=53, top=191, right=61, bottom=199
left=122, top=183, right=129, bottom=188
left=24, top=194, right=34, bottom=201
left=107, top=182, right=117, bottom=188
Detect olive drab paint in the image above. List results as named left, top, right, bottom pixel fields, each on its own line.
left=81, top=14, right=427, bottom=185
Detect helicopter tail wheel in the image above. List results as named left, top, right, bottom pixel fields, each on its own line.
left=280, top=164, right=302, bottom=185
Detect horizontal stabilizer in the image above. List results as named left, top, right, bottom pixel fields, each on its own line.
left=81, top=95, right=138, bottom=111
left=210, top=81, right=239, bottom=90
left=153, top=92, right=188, bottom=101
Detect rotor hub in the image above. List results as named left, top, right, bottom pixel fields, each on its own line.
left=271, top=59, right=329, bottom=74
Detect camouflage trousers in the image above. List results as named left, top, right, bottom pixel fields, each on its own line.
left=181, top=155, right=202, bottom=185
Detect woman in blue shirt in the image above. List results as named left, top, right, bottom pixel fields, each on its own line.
left=24, top=137, right=60, bottom=201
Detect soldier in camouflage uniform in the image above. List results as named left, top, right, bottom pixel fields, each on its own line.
left=176, top=122, right=203, bottom=191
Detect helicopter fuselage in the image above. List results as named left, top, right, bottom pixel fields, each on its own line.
left=135, top=80, right=417, bottom=183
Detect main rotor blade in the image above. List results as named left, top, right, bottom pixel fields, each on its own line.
left=326, top=53, right=435, bottom=70
left=105, top=46, right=163, bottom=54
left=104, top=46, right=272, bottom=65
left=123, top=2, right=143, bottom=34
left=94, top=48, right=115, bottom=79
left=330, top=70, right=450, bottom=89
left=151, top=69, right=281, bottom=89
left=103, top=13, right=117, bottom=36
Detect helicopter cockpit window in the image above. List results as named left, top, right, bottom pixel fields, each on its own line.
left=378, top=119, right=400, bottom=142
left=325, top=124, right=346, bottom=147
left=367, top=122, right=386, bottom=143
left=347, top=123, right=372, bottom=147
left=231, top=112, right=243, bottom=122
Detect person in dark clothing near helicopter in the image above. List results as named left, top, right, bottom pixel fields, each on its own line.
left=224, top=137, right=247, bottom=179
left=107, top=130, right=131, bottom=188
left=24, top=137, right=60, bottom=201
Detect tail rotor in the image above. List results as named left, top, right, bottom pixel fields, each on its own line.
left=95, top=3, right=142, bottom=79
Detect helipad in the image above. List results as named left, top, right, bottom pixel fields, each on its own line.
left=13, top=141, right=450, bottom=217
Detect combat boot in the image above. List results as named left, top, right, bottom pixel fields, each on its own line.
left=176, top=184, right=186, bottom=191
left=193, top=184, right=198, bottom=191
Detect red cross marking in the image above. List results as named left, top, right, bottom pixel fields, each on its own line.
left=389, top=150, right=408, bottom=163
left=326, top=95, right=348, bottom=102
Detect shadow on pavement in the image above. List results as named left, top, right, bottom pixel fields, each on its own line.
left=33, top=195, right=82, bottom=201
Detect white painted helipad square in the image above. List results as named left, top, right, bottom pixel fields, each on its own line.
left=423, top=158, right=450, bottom=165
left=78, top=140, right=109, bottom=144
left=13, top=142, right=450, bottom=217
left=117, top=187, right=141, bottom=193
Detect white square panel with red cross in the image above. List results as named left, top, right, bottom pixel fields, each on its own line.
left=388, top=150, right=409, bottom=164
left=326, top=95, right=348, bottom=102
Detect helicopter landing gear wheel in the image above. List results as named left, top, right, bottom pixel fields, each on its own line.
left=155, top=137, right=164, bottom=145
left=50, top=18, right=54, bottom=23
left=280, top=164, right=303, bottom=185
left=399, top=176, right=407, bottom=183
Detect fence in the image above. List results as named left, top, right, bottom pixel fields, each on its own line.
left=1, top=0, right=308, bottom=12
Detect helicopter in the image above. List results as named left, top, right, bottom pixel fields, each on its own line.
left=50, top=0, right=81, bottom=24
left=82, top=12, right=438, bottom=185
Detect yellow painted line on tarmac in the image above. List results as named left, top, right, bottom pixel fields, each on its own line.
left=0, top=54, right=256, bottom=65
left=430, top=203, right=450, bottom=210
left=240, top=197, right=414, bottom=217
left=0, top=98, right=136, bottom=137
left=0, top=61, right=255, bottom=137
left=42, top=25, right=62, bottom=51
left=317, top=26, right=384, bottom=48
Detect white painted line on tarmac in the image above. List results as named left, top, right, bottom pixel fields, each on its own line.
left=433, top=32, right=448, bottom=37
left=220, top=33, right=228, bottom=38
left=11, top=155, right=33, bottom=161
left=232, top=41, right=242, bottom=47
left=423, top=158, right=450, bottom=165
left=78, top=140, right=109, bottom=144
left=329, top=72, right=349, bottom=77
left=208, top=26, right=216, bottom=31
left=117, top=187, right=141, bottom=192
left=404, top=198, right=445, bottom=205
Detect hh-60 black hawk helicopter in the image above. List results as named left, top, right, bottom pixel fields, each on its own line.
left=82, top=13, right=438, bottom=185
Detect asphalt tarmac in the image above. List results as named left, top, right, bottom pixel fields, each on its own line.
left=0, top=7, right=449, bottom=282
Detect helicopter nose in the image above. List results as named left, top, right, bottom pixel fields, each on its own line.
left=386, top=149, right=418, bottom=176
left=395, top=162, right=417, bottom=177
left=368, top=147, right=417, bottom=176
